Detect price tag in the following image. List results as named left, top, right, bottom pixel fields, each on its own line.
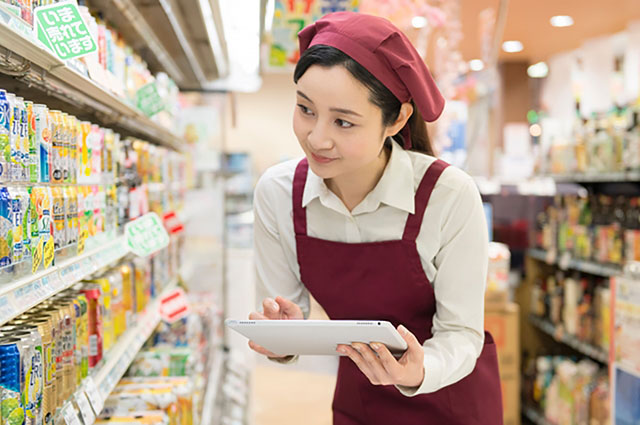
left=125, top=213, right=170, bottom=257
left=60, top=403, right=82, bottom=425
left=15, top=282, right=36, bottom=306
left=159, top=287, right=190, bottom=323
left=49, top=271, right=64, bottom=291
left=0, top=296, right=15, bottom=323
left=74, top=391, right=96, bottom=425
left=43, top=237, right=55, bottom=269
left=40, top=275, right=54, bottom=296
left=84, top=377, right=104, bottom=415
left=32, top=237, right=44, bottom=273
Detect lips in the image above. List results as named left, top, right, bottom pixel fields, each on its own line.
left=311, top=152, right=337, bottom=164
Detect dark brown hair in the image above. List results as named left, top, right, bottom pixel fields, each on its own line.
left=293, top=45, right=435, bottom=156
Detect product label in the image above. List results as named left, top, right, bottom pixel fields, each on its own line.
left=135, top=82, right=165, bottom=117
left=31, top=236, right=43, bottom=273
left=125, top=212, right=169, bottom=257
left=34, top=2, right=97, bottom=61
left=43, top=237, right=54, bottom=269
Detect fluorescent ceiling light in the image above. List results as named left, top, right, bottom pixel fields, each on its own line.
left=502, top=40, right=523, bottom=53
left=412, top=16, right=428, bottom=29
left=528, top=61, right=549, bottom=78
left=469, top=59, right=484, bottom=71
left=550, top=15, right=574, bottom=27
left=265, top=0, right=275, bottom=33
left=198, top=0, right=228, bottom=77
left=219, top=0, right=260, bottom=80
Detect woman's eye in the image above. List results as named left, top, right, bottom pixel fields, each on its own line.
left=297, top=104, right=313, bottom=116
left=335, top=119, right=354, bottom=129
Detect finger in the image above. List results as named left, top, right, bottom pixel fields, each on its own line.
left=248, top=340, right=282, bottom=358
left=248, top=311, right=268, bottom=321
left=274, top=296, right=304, bottom=319
left=370, top=342, right=402, bottom=379
left=353, top=343, right=389, bottom=385
left=397, top=325, right=424, bottom=363
left=262, top=298, right=281, bottom=319
left=340, top=345, right=378, bottom=385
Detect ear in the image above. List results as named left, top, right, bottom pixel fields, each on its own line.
left=384, top=102, right=414, bottom=139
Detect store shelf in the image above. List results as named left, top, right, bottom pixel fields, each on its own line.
left=200, top=348, right=225, bottom=425
left=550, top=171, right=640, bottom=183
left=528, top=248, right=622, bottom=277
left=0, top=20, right=182, bottom=151
left=529, top=314, right=609, bottom=364
left=522, top=405, right=553, bottom=425
left=58, top=278, right=179, bottom=425
left=0, top=237, right=129, bottom=327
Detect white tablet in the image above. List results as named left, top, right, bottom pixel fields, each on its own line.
left=225, top=319, right=408, bottom=357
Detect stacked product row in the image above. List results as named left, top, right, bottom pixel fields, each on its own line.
left=0, top=1, right=179, bottom=127
left=548, top=107, right=640, bottom=176
left=0, top=88, right=186, bottom=279
left=96, top=294, right=222, bottom=425
left=531, top=271, right=611, bottom=352
left=534, top=194, right=640, bottom=265
left=0, top=244, right=178, bottom=425
left=523, top=356, right=610, bottom=425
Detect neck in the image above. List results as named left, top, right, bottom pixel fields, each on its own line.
left=326, top=146, right=390, bottom=212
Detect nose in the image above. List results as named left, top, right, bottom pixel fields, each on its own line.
left=307, top=121, right=333, bottom=151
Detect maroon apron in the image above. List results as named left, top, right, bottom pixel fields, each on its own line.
left=292, top=158, right=503, bottom=425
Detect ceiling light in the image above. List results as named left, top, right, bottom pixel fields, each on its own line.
left=412, top=16, right=428, bottom=29
left=265, top=0, right=275, bottom=33
left=550, top=15, right=574, bottom=27
left=469, top=59, right=484, bottom=72
left=528, top=62, right=549, bottom=78
left=502, top=40, right=523, bottom=53
left=529, top=124, right=542, bottom=137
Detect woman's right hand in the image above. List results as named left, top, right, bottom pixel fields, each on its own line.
left=248, top=296, right=304, bottom=359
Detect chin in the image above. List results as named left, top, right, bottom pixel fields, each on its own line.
left=306, top=158, right=341, bottom=179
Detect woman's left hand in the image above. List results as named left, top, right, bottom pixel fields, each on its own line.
left=337, top=324, right=425, bottom=388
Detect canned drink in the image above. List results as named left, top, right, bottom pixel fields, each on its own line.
left=68, top=116, right=78, bottom=185
left=93, top=277, right=113, bottom=352
left=64, top=186, right=77, bottom=246
left=94, top=185, right=105, bottom=236
left=17, top=187, right=31, bottom=265
left=19, top=99, right=29, bottom=182
left=32, top=186, right=53, bottom=253
left=75, top=293, right=88, bottom=382
left=105, top=184, right=116, bottom=237
left=61, top=114, right=70, bottom=184
left=0, top=187, right=12, bottom=271
left=120, top=263, right=134, bottom=327
left=89, top=125, right=102, bottom=183
left=18, top=317, right=52, bottom=425
left=52, top=301, right=74, bottom=401
left=103, top=129, right=114, bottom=183
left=0, top=90, right=10, bottom=183
left=0, top=337, right=24, bottom=425
left=50, top=187, right=65, bottom=250
left=7, top=186, right=27, bottom=266
left=49, top=111, right=63, bottom=184
left=38, top=308, right=61, bottom=408
left=33, top=105, right=51, bottom=184
left=8, top=328, right=42, bottom=425
left=81, top=186, right=94, bottom=239
left=8, top=94, right=20, bottom=182
left=78, top=122, right=91, bottom=184
left=26, top=187, right=39, bottom=264
left=110, top=270, right=125, bottom=339
left=24, top=102, right=36, bottom=184
left=81, top=285, right=102, bottom=368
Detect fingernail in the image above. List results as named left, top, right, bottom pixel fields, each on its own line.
left=337, top=347, right=346, bottom=354
left=353, top=345, right=361, bottom=352
left=372, top=343, right=381, bottom=350
left=399, top=325, right=408, bottom=335
left=271, top=301, right=279, bottom=311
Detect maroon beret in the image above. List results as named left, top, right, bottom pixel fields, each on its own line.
left=298, top=11, right=445, bottom=149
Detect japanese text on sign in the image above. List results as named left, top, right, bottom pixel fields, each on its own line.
left=34, top=2, right=97, bottom=60
left=125, top=212, right=170, bottom=257
left=136, top=82, right=165, bottom=117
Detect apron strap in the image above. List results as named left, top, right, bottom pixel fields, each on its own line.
left=293, top=158, right=309, bottom=236
left=403, top=159, right=449, bottom=242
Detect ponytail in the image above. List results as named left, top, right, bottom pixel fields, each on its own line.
left=405, top=101, right=435, bottom=156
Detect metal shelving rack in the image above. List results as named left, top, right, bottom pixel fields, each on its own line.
left=528, top=248, right=622, bottom=277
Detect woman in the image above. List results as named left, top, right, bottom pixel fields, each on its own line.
left=250, top=11, right=502, bottom=425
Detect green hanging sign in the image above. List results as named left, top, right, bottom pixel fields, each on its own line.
left=34, top=2, right=97, bottom=61
left=125, top=212, right=170, bottom=257
left=136, top=82, right=165, bottom=117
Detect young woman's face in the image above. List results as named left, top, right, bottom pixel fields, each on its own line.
left=293, top=65, right=389, bottom=179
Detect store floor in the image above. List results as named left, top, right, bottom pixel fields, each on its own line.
left=251, top=298, right=339, bottom=425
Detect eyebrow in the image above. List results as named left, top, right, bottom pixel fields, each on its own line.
left=296, top=90, right=363, bottom=118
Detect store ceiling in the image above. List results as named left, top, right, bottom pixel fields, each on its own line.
left=458, top=0, right=640, bottom=64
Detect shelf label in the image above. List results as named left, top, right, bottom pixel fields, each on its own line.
left=43, top=237, right=54, bottom=269
left=135, top=81, right=165, bottom=117
left=125, top=213, right=169, bottom=257
left=32, top=237, right=44, bottom=273
left=60, top=403, right=82, bottom=425
left=84, top=377, right=104, bottom=415
left=74, top=391, right=96, bottom=425
left=159, top=287, right=190, bottom=323
left=0, top=296, right=15, bottom=323
left=162, top=211, right=184, bottom=234
left=34, top=2, right=97, bottom=61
